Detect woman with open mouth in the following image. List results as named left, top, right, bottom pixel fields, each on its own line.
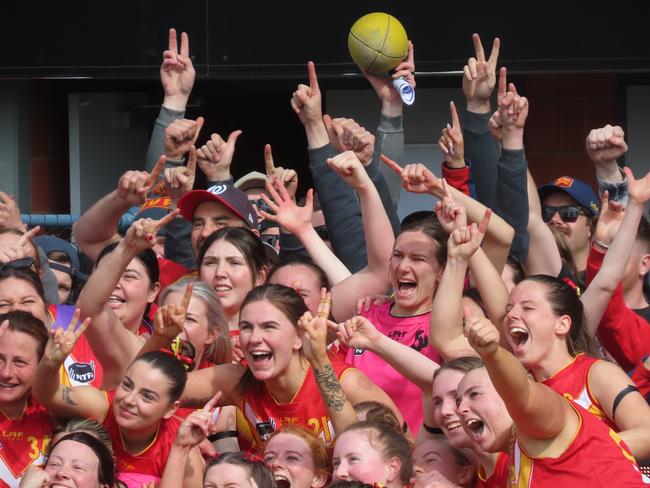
left=31, top=307, right=204, bottom=488
left=181, top=284, right=402, bottom=451
left=459, top=309, right=649, bottom=486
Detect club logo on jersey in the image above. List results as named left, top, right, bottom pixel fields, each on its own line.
left=67, top=361, right=95, bottom=383
left=255, top=419, right=276, bottom=440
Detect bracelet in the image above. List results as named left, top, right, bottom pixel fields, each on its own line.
left=208, top=430, right=238, bottom=443
left=593, top=240, right=610, bottom=250
left=422, top=423, right=443, bottom=435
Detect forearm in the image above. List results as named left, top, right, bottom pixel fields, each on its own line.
left=32, top=359, right=65, bottom=413
left=137, top=333, right=173, bottom=358
left=371, top=334, right=439, bottom=391
left=304, top=120, right=329, bottom=150
left=295, top=226, right=351, bottom=285
left=375, top=112, right=404, bottom=205
left=357, top=182, right=394, bottom=279
left=598, top=166, right=627, bottom=205
left=367, top=145, right=400, bottom=234
left=469, top=249, right=508, bottom=327
left=145, top=105, right=185, bottom=173
left=430, top=259, right=468, bottom=356
left=160, top=444, right=191, bottom=488
left=310, top=356, right=357, bottom=434
left=308, top=144, right=367, bottom=272
left=72, top=191, right=127, bottom=261
left=463, top=110, right=498, bottom=208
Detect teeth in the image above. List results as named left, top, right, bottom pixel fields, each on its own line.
left=214, top=286, right=232, bottom=291
left=108, top=295, right=125, bottom=303
left=0, top=382, right=16, bottom=388
left=510, top=327, right=527, bottom=334
left=446, top=421, right=462, bottom=430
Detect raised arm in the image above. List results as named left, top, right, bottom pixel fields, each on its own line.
left=464, top=309, right=570, bottom=440
left=586, top=124, right=628, bottom=203
left=333, top=315, right=439, bottom=391
left=328, top=151, right=394, bottom=321
left=32, top=310, right=108, bottom=419
left=76, top=211, right=177, bottom=388
left=260, top=181, right=351, bottom=286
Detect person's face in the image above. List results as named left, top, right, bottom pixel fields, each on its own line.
left=113, top=359, right=177, bottom=431
left=50, top=265, right=73, bottom=304
left=0, top=330, right=40, bottom=410
left=238, top=299, right=302, bottom=382
left=543, top=192, right=591, bottom=256
left=332, top=430, right=397, bottom=486
left=261, top=226, right=281, bottom=253
left=200, top=239, right=261, bottom=320
left=164, top=292, right=213, bottom=366
left=389, top=231, right=442, bottom=315
left=456, top=368, right=512, bottom=453
left=505, top=280, right=570, bottom=368
left=412, top=438, right=471, bottom=485
left=432, top=369, right=471, bottom=448
left=105, top=257, right=158, bottom=330
left=45, top=440, right=103, bottom=488
left=264, top=433, right=326, bottom=488
left=269, top=264, right=322, bottom=314
left=204, top=462, right=254, bottom=488
left=0, top=277, right=48, bottom=323
left=191, top=201, right=248, bottom=257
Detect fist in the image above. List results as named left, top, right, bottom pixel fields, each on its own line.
left=464, top=312, right=499, bottom=357
left=586, top=124, right=628, bottom=165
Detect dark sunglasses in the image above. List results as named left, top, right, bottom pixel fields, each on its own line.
left=0, top=257, right=36, bottom=272
left=541, top=205, right=583, bottom=223
left=250, top=198, right=273, bottom=215
left=261, top=234, right=280, bottom=247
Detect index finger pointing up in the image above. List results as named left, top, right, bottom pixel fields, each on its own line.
left=307, top=61, right=319, bottom=92
left=180, top=31, right=190, bottom=58
left=147, top=155, right=167, bottom=186
left=472, top=33, right=486, bottom=62
left=202, top=391, right=223, bottom=413
left=181, top=282, right=194, bottom=310
left=264, top=144, right=275, bottom=175
left=449, top=101, right=460, bottom=129
left=487, top=37, right=501, bottom=69
left=168, top=28, right=178, bottom=54
left=498, top=67, right=507, bottom=99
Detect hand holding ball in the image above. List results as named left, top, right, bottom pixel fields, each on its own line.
left=348, top=12, right=408, bottom=75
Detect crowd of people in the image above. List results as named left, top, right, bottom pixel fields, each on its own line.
left=1, top=27, right=650, bottom=488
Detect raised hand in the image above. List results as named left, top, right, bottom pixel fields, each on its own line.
left=291, top=61, right=322, bottom=127
left=496, top=68, right=528, bottom=150
left=174, top=391, right=222, bottom=448
left=259, top=179, right=313, bottom=236
left=196, top=130, right=242, bottom=182
left=264, top=144, right=298, bottom=199
left=164, top=117, right=204, bottom=160
left=434, top=179, right=466, bottom=233
left=593, top=191, right=625, bottom=246
left=326, top=151, right=372, bottom=191
left=463, top=306, right=500, bottom=358
left=382, top=156, right=443, bottom=195
left=364, top=40, right=415, bottom=113
left=439, top=101, right=465, bottom=168
left=298, top=289, right=332, bottom=363
left=160, top=28, right=196, bottom=111
left=323, top=116, right=376, bottom=166
left=463, top=34, right=500, bottom=113
left=488, top=110, right=503, bottom=143
left=0, top=226, right=40, bottom=264
left=586, top=124, right=628, bottom=167
left=330, top=315, right=382, bottom=352
left=116, top=156, right=166, bottom=205
left=355, top=294, right=393, bottom=315
left=164, top=146, right=198, bottom=201
left=43, top=308, right=91, bottom=365
left=123, top=209, right=180, bottom=252
left=18, top=465, right=49, bottom=488
left=626, top=167, right=650, bottom=206
left=154, top=282, right=193, bottom=340
left=0, top=191, right=26, bottom=231
left=448, top=223, right=483, bottom=261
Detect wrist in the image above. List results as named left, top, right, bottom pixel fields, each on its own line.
left=163, top=94, right=189, bottom=112
left=595, top=162, right=624, bottom=183
left=310, top=355, right=332, bottom=370
left=171, top=441, right=193, bottom=452
left=466, top=99, right=491, bottom=114
left=207, top=169, right=232, bottom=183
left=381, top=100, right=403, bottom=118
left=501, top=128, right=524, bottom=150
left=304, top=121, right=329, bottom=149
left=446, top=157, right=466, bottom=169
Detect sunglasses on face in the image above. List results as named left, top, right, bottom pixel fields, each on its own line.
left=261, top=234, right=280, bottom=247
left=541, top=205, right=583, bottom=223
left=250, top=198, right=273, bottom=215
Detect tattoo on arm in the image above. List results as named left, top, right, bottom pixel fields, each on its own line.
left=61, top=387, right=78, bottom=406
left=314, top=364, right=347, bottom=412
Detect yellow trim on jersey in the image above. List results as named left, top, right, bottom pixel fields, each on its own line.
left=118, top=423, right=161, bottom=457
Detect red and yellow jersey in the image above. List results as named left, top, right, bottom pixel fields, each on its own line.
left=102, top=391, right=181, bottom=488
left=475, top=452, right=509, bottom=488
left=0, top=397, right=52, bottom=488
left=238, top=360, right=354, bottom=451
left=509, top=402, right=650, bottom=487
left=541, top=353, right=615, bottom=429
left=48, top=304, right=104, bottom=388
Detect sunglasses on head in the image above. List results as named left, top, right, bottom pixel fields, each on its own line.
left=541, top=205, right=584, bottom=223
left=0, top=257, right=36, bottom=273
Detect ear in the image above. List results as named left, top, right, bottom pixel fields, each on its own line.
left=162, top=400, right=180, bottom=419
left=148, top=282, right=161, bottom=304
left=311, top=471, right=328, bottom=488
left=638, top=253, right=650, bottom=278
left=252, top=228, right=261, bottom=237
left=293, top=332, right=303, bottom=352
left=256, top=265, right=268, bottom=286
left=204, top=329, right=216, bottom=345
left=458, top=464, right=475, bottom=485
left=555, top=314, right=572, bottom=337
left=384, top=456, right=402, bottom=485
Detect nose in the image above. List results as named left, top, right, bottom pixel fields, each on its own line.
left=52, top=462, right=72, bottom=480
left=201, top=221, right=219, bottom=240
left=333, top=461, right=349, bottom=481
left=549, top=210, right=564, bottom=226
left=413, top=464, right=425, bottom=476
left=456, top=396, right=469, bottom=416
left=0, top=361, right=13, bottom=379
left=440, top=397, right=456, bottom=418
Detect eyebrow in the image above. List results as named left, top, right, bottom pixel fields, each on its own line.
left=124, top=268, right=143, bottom=277
left=141, top=387, right=160, bottom=399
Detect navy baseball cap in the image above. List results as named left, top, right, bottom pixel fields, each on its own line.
left=178, top=184, right=258, bottom=229
left=34, top=236, right=87, bottom=280
left=538, top=176, right=600, bottom=218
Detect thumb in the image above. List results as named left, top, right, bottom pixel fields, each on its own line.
left=192, top=117, right=205, bottom=144
left=227, top=129, right=243, bottom=145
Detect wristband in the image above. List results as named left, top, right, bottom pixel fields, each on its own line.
left=208, top=430, right=238, bottom=443
left=593, top=240, right=610, bottom=251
